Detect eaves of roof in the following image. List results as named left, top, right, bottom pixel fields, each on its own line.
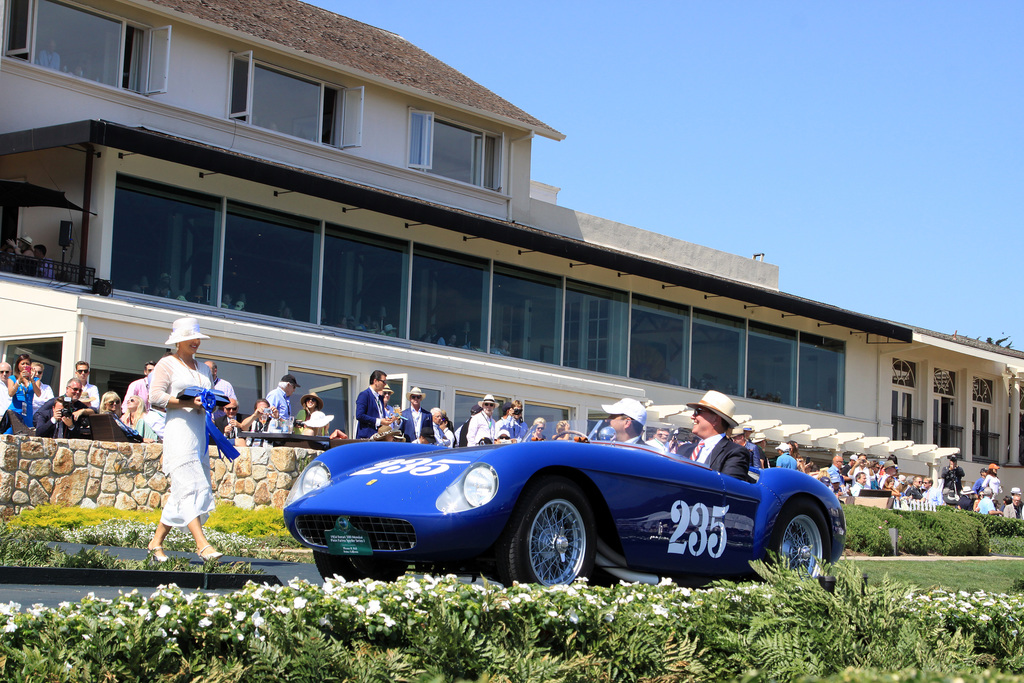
left=0, top=119, right=913, bottom=343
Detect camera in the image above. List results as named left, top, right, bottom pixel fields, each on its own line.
left=513, top=408, right=522, bottom=416
left=60, top=407, right=74, bottom=418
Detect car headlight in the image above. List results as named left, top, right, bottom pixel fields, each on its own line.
left=285, top=460, right=331, bottom=506
left=436, top=463, right=498, bottom=513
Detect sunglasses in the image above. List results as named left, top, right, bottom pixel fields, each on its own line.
left=692, top=406, right=710, bottom=417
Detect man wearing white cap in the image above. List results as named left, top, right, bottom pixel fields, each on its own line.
left=1004, top=487, right=1023, bottom=519
left=775, top=442, right=799, bottom=470
left=600, top=398, right=647, bottom=444
left=676, top=391, right=752, bottom=481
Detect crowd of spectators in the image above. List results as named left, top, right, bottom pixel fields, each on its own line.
left=6, top=354, right=1024, bottom=516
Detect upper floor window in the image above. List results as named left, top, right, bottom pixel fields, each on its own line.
left=408, top=110, right=502, bottom=190
left=5, top=0, right=170, bottom=94
left=229, top=52, right=362, bottom=148
left=892, top=359, right=916, bottom=387
left=973, top=377, right=993, bottom=404
left=934, top=368, right=955, bottom=397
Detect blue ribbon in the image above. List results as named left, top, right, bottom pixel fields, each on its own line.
left=197, top=388, right=240, bottom=461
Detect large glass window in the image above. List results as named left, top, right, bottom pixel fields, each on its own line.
left=408, top=112, right=501, bottom=190
left=3, top=338, right=62, bottom=392
left=564, top=281, right=627, bottom=376
left=33, top=0, right=122, bottom=85
left=286, top=368, right=350, bottom=437
left=630, top=295, right=688, bottom=386
left=690, top=309, right=745, bottom=395
left=223, top=202, right=320, bottom=323
left=201, top=357, right=263, bottom=417
left=411, top=246, right=489, bottom=352
left=88, top=338, right=165, bottom=403
left=252, top=65, right=321, bottom=141
left=746, top=321, right=796, bottom=405
left=112, top=177, right=221, bottom=304
left=798, top=334, right=845, bottom=413
left=229, top=53, right=362, bottom=148
left=322, top=226, right=408, bottom=337
left=491, top=265, right=561, bottom=363
left=5, top=0, right=170, bottom=93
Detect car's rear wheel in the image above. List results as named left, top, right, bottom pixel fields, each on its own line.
left=768, top=501, right=831, bottom=577
left=313, top=551, right=407, bottom=582
left=496, top=476, right=596, bottom=586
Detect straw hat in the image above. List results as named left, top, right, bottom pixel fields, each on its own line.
left=407, top=386, right=425, bottom=399
left=164, top=317, right=210, bottom=345
left=686, top=390, right=738, bottom=428
left=299, top=393, right=324, bottom=411
left=478, top=393, right=499, bottom=407
left=382, top=384, right=394, bottom=395
left=303, top=411, right=333, bottom=429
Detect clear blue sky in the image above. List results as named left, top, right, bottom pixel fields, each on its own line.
left=318, top=1, right=1023, bottom=347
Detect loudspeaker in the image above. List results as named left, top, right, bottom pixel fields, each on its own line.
left=91, top=279, right=113, bottom=296
left=58, top=220, right=73, bottom=247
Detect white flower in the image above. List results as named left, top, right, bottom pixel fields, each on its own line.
left=252, top=611, right=265, bottom=628
left=235, top=611, right=246, bottom=622
left=198, top=617, right=212, bottom=628
left=156, top=605, right=172, bottom=619
left=980, top=614, right=992, bottom=622
left=366, top=600, right=381, bottom=615
left=293, top=597, right=307, bottom=609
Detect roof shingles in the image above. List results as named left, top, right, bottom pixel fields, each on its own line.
left=147, top=0, right=562, bottom=138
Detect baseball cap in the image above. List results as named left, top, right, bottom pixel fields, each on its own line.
left=601, top=398, right=647, bottom=426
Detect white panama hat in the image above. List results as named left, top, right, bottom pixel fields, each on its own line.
left=303, top=411, right=333, bottom=429
left=165, top=317, right=210, bottom=345
left=686, top=390, right=738, bottom=428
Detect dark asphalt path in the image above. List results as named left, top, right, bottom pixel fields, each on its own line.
left=0, top=543, right=323, bottom=608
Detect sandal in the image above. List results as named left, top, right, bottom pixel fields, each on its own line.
left=197, top=545, right=223, bottom=562
left=147, top=545, right=169, bottom=563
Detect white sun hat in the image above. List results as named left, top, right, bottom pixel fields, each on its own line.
left=164, top=317, right=210, bottom=345
left=303, top=411, right=333, bottom=429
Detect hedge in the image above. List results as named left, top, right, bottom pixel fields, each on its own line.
left=844, top=505, right=989, bottom=556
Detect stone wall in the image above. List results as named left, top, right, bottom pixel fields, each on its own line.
left=0, top=434, right=315, bottom=516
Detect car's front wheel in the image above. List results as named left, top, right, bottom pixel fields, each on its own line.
left=767, top=501, right=831, bottom=577
left=313, top=551, right=407, bottom=582
left=496, top=476, right=596, bottom=586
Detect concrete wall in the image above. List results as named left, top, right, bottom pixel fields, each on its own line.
left=0, top=434, right=314, bottom=516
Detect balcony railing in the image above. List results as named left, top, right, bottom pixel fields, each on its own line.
left=0, top=252, right=95, bottom=286
left=972, top=430, right=1000, bottom=463
left=892, top=416, right=924, bottom=443
left=933, top=422, right=964, bottom=450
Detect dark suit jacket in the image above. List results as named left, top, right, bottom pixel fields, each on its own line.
left=678, top=436, right=753, bottom=482
left=355, top=387, right=384, bottom=439
left=401, top=406, right=435, bottom=442
left=34, top=397, right=91, bottom=439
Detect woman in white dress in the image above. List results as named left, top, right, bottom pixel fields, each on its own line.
left=146, top=317, right=223, bottom=562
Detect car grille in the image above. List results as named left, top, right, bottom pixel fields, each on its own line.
left=295, top=514, right=417, bottom=551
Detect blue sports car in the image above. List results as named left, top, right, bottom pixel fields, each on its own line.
left=284, top=436, right=845, bottom=585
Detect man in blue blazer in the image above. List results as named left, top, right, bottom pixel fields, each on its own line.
left=355, top=370, right=395, bottom=438
left=401, top=386, right=436, bottom=443
left=675, top=390, right=753, bottom=482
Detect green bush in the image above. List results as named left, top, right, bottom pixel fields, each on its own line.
left=205, top=503, right=289, bottom=538
left=8, top=504, right=161, bottom=529
left=843, top=505, right=989, bottom=556
left=977, top=513, right=1024, bottom=539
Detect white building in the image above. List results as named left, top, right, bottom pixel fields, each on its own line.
left=2, top=0, right=1021, bottom=483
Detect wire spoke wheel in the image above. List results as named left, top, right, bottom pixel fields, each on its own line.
left=528, top=499, right=587, bottom=585
left=496, top=476, right=596, bottom=586
left=778, top=514, right=825, bottom=575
